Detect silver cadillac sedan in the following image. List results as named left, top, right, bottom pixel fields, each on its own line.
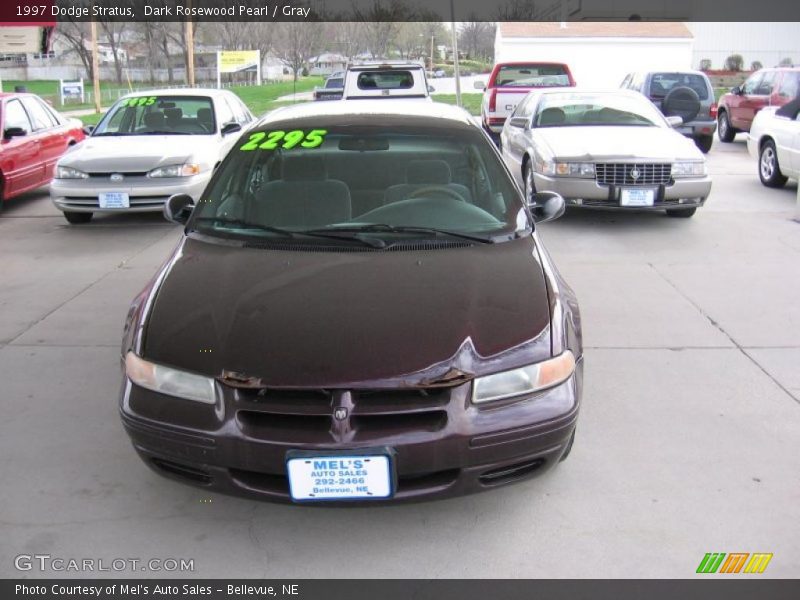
left=51, top=88, right=253, bottom=224
left=500, top=89, right=712, bottom=218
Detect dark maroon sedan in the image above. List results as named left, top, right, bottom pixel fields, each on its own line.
left=120, top=101, right=582, bottom=504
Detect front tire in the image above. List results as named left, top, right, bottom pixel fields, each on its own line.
left=717, top=111, right=736, bottom=143
left=666, top=207, right=697, bottom=218
left=63, top=211, right=93, bottom=224
left=758, top=140, right=788, bottom=188
left=694, top=135, right=713, bottom=154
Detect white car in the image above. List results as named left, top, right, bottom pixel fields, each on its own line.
left=500, top=89, right=712, bottom=218
left=342, top=62, right=432, bottom=101
left=747, top=100, right=800, bottom=188
left=51, top=88, right=254, bottom=224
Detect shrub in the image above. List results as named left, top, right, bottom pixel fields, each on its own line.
left=699, top=59, right=712, bottom=71
left=778, top=57, right=794, bottom=67
left=301, top=67, right=309, bottom=77
left=724, top=54, right=744, bottom=72
left=751, top=61, right=763, bottom=71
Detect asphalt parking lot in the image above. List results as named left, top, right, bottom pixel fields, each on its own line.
left=1, top=136, right=798, bottom=579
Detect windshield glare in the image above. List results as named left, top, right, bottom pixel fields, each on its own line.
left=535, top=93, right=666, bottom=128
left=192, top=124, right=527, bottom=241
left=93, top=96, right=216, bottom=136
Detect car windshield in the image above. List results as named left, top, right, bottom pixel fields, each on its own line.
left=534, top=93, right=666, bottom=127
left=190, top=122, right=528, bottom=243
left=93, top=95, right=216, bottom=136
left=496, top=65, right=570, bottom=88
left=650, top=73, right=709, bottom=100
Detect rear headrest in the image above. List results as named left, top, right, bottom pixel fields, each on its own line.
left=538, top=107, right=565, bottom=125
left=143, top=111, right=164, bottom=128
left=196, top=108, right=213, bottom=124
left=164, top=107, right=183, bottom=121
left=406, top=160, right=451, bottom=184
left=282, top=155, right=327, bottom=181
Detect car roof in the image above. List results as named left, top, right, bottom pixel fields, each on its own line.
left=254, top=100, right=475, bottom=128
left=116, top=88, right=232, bottom=99
left=348, top=62, right=424, bottom=70
left=529, top=88, right=645, bottom=98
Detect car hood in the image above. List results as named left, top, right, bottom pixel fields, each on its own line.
left=58, top=135, right=216, bottom=172
left=534, top=126, right=702, bottom=161
left=142, top=236, right=552, bottom=388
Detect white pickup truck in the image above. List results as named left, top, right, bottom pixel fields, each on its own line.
left=343, top=62, right=432, bottom=100
left=475, top=62, right=575, bottom=138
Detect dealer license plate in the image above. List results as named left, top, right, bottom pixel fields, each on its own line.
left=286, top=452, right=393, bottom=501
left=620, top=188, right=655, bottom=207
left=99, top=192, right=129, bottom=209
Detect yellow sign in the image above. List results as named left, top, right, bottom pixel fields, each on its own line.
left=218, top=50, right=260, bottom=73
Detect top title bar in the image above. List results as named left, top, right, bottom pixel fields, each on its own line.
left=4, top=0, right=800, bottom=22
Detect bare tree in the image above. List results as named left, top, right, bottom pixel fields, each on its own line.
left=495, top=0, right=537, bottom=20
left=274, top=22, right=323, bottom=81
left=55, top=21, right=95, bottom=80
left=97, top=19, right=129, bottom=84
left=459, top=21, right=495, bottom=62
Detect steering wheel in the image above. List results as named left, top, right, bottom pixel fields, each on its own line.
left=407, top=185, right=465, bottom=202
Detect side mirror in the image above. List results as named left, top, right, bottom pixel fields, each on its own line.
left=474, top=80, right=486, bottom=91
left=82, top=125, right=94, bottom=135
left=529, top=191, right=565, bottom=223
left=163, top=193, right=195, bottom=225
left=221, top=122, right=242, bottom=136
left=731, top=85, right=742, bottom=95
left=508, top=116, right=528, bottom=129
left=3, top=127, right=27, bottom=139
left=665, top=115, right=683, bottom=128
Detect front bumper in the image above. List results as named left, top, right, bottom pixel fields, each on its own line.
left=50, top=172, right=212, bottom=214
left=119, top=360, right=583, bottom=504
left=533, top=173, right=712, bottom=210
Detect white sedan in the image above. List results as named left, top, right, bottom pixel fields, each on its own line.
left=747, top=99, right=800, bottom=188
left=500, top=89, right=712, bottom=218
left=51, top=88, right=254, bottom=224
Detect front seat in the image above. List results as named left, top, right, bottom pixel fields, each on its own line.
left=383, top=160, right=472, bottom=205
left=196, top=108, right=214, bottom=132
left=253, top=155, right=351, bottom=229
left=164, top=107, right=183, bottom=130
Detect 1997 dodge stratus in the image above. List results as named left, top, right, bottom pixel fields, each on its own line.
left=119, top=101, right=583, bottom=504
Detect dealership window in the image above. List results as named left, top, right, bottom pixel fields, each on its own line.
left=3, top=99, right=33, bottom=133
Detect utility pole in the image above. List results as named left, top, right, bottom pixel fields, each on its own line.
left=90, top=20, right=101, bottom=113
left=450, top=0, right=461, bottom=107
left=185, top=1, right=195, bottom=86
left=430, top=35, right=434, bottom=71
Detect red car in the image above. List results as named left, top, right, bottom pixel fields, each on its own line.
left=717, top=67, right=800, bottom=142
left=0, top=92, right=85, bottom=204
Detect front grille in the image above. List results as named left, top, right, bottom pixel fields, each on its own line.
left=595, top=162, right=672, bottom=186
left=233, top=386, right=455, bottom=443
left=87, top=171, right=148, bottom=178
left=61, top=195, right=167, bottom=209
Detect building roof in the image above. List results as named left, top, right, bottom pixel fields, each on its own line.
left=498, top=22, right=693, bottom=39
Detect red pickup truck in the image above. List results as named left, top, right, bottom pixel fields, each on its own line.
left=717, top=67, right=800, bottom=142
left=476, top=62, right=576, bottom=137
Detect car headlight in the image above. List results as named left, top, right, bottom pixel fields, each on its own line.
left=147, top=163, right=202, bottom=178
left=534, top=159, right=595, bottom=178
left=472, top=350, right=576, bottom=404
left=56, top=166, right=89, bottom=179
left=672, top=161, right=706, bottom=177
left=554, top=162, right=595, bottom=178
left=125, top=352, right=216, bottom=404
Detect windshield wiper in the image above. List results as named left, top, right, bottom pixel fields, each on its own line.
left=192, top=216, right=296, bottom=237
left=192, top=217, right=385, bottom=248
left=304, top=224, right=495, bottom=244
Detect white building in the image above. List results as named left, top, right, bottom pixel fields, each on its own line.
left=494, top=22, right=694, bottom=89
left=687, top=23, right=799, bottom=71
left=308, top=53, right=348, bottom=76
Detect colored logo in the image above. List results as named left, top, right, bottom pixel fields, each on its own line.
left=696, top=552, right=773, bottom=574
